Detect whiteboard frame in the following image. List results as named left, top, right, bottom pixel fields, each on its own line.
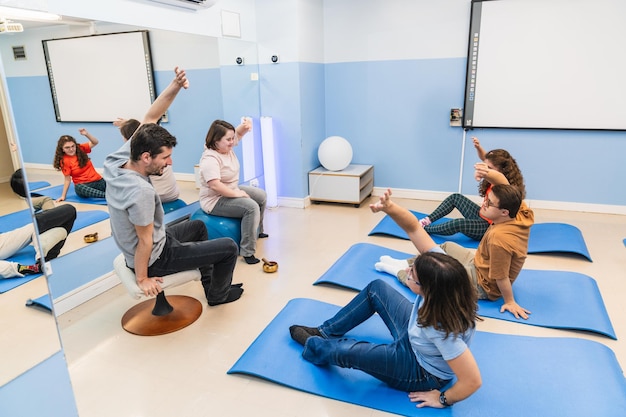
left=463, top=0, right=626, bottom=131
left=42, top=31, right=156, bottom=123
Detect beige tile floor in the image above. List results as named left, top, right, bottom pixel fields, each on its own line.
left=4, top=170, right=626, bottom=416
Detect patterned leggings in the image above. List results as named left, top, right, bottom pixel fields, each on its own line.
left=423, top=193, right=489, bottom=241
left=75, top=179, right=106, bottom=199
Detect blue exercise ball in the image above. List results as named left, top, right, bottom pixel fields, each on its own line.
left=190, top=209, right=241, bottom=248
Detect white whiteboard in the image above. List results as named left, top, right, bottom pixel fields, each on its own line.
left=464, top=0, right=626, bottom=130
left=42, top=31, right=155, bottom=122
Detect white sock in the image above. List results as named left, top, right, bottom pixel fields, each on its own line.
left=379, top=256, right=409, bottom=270
left=374, top=261, right=404, bottom=277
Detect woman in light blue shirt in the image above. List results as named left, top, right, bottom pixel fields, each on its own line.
left=289, top=252, right=482, bottom=409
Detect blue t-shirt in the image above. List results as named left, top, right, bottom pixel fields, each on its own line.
left=407, top=295, right=475, bottom=380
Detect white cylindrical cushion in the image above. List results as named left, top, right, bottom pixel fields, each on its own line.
left=113, top=253, right=201, bottom=300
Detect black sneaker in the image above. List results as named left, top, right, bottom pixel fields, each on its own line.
left=208, top=286, right=244, bottom=306
left=289, top=325, right=322, bottom=346
left=243, top=255, right=260, bottom=264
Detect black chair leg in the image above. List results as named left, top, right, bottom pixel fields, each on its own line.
left=152, top=291, right=174, bottom=316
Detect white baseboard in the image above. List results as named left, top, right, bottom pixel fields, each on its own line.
left=372, top=187, right=626, bottom=215
left=174, top=172, right=196, bottom=183
left=24, top=162, right=59, bottom=171
left=26, top=163, right=621, bottom=214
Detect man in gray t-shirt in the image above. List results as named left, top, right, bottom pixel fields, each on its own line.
left=103, top=68, right=243, bottom=306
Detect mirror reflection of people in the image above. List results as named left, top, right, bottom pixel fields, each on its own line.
left=53, top=128, right=106, bottom=201
left=103, top=68, right=243, bottom=305
left=10, top=168, right=55, bottom=211
left=289, top=251, right=482, bottom=409
left=0, top=224, right=66, bottom=278
left=198, top=119, right=268, bottom=265
left=113, top=117, right=180, bottom=204
left=2, top=170, right=77, bottom=278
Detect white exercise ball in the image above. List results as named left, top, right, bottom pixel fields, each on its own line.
left=318, top=136, right=353, bottom=171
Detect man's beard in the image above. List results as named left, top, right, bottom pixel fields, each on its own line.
left=147, top=165, right=165, bottom=176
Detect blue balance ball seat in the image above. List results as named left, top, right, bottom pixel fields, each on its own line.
left=190, top=209, right=241, bottom=248
left=162, top=199, right=187, bottom=213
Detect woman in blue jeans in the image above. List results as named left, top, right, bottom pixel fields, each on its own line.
left=289, top=252, right=482, bottom=409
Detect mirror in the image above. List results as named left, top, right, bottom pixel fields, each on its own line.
left=0, top=57, right=62, bottom=386
left=0, top=17, right=261, bottom=389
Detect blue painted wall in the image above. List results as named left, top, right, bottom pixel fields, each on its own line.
left=7, top=68, right=223, bottom=175
left=2, top=0, right=626, bottom=208
left=325, top=58, right=467, bottom=193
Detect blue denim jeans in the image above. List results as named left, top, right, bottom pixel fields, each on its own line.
left=302, top=279, right=449, bottom=391
left=210, top=185, right=266, bottom=257
left=147, top=220, right=238, bottom=304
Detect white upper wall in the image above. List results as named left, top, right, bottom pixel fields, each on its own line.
left=297, top=0, right=324, bottom=63
left=0, top=0, right=257, bottom=40
left=0, top=23, right=220, bottom=77
left=323, top=0, right=471, bottom=63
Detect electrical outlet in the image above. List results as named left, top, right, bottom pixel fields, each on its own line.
left=250, top=178, right=259, bottom=187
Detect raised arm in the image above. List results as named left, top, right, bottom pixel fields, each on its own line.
left=142, top=66, right=189, bottom=124
left=369, top=189, right=438, bottom=254
left=112, top=117, right=126, bottom=127
left=234, top=117, right=253, bottom=141
left=472, top=137, right=487, bottom=161
left=474, top=162, right=510, bottom=185
left=79, top=128, right=99, bottom=148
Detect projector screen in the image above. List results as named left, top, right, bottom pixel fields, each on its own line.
left=463, top=0, right=626, bottom=131
left=42, top=31, right=156, bottom=123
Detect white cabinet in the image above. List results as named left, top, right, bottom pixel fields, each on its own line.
left=308, top=164, right=374, bottom=207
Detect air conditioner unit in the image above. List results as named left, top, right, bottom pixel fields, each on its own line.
left=0, top=21, right=24, bottom=33
left=149, top=0, right=218, bottom=10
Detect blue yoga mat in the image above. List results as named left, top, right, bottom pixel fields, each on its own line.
left=369, top=210, right=592, bottom=261
left=0, top=246, right=43, bottom=293
left=28, top=181, right=51, bottom=191
left=35, top=183, right=107, bottom=205
left=0, top=208, right=109, bottom=233
left=313, top=243, right=615, bottom=339
left=0, top=210, right=110, bottom=294
left=25, top=293, right=52, bottom=312
left=229, top=298, right=626, bottom=417
left=0, top=209, right=35, bottom=233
